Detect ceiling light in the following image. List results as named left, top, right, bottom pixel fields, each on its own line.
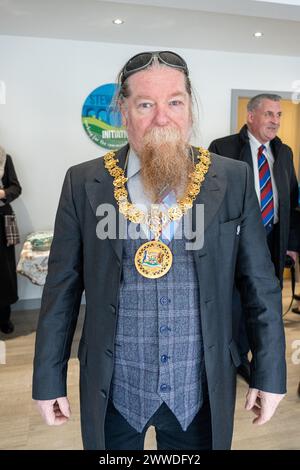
left=254, top=32, right=263, bottom=38
left=113, top=19, right=124, bottom=25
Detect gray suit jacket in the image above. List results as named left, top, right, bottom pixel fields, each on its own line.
left=32, top=145, right=286, bottom=450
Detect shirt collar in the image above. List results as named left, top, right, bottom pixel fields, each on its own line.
left=126, top=147, right=141, bottom=179
left=247, top=130, right=270, bottom=152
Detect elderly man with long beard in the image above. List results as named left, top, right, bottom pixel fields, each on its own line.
left=33, top=51, right=286, bottom=451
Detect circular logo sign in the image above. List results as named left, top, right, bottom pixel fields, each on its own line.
left=82, top=83, right=127, bottom=150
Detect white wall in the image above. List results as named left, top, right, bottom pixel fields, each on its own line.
left=0, top=35, right=299, bottom=302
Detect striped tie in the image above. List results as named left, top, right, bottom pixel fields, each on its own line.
left=257, top=144, right=274, bottom=231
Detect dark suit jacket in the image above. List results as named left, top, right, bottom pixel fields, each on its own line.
left=290, top=208, right=300, bottom=252
left=32, top=145, right=286, bottom=450
left=209, top=124, right=299, bottom=283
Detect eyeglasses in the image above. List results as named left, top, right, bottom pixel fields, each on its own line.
left=120, top=51, right=189, bottom=84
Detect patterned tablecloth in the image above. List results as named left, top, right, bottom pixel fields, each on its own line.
left=17, top=231, right=53, bottom=286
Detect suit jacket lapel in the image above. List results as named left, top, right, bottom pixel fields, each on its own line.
left=238, top=125, right=254, bottom=171
left=85, top=145, right=129, bottom=263
left=193, top=153, right=227, bottom=231
left=191, top=154, right=227, bottom=260
left=272, top=143, right=284, bottom=205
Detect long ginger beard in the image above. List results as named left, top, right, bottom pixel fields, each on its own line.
left=137, top=126, right=194, bottom=203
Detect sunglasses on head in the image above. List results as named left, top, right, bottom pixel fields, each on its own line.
left=120, top=51, right=189, bottom=84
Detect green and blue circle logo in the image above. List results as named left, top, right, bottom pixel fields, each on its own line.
left=82, top=83, right=127, bottom=150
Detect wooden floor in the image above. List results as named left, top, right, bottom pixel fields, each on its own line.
left=0, top=283, right=299, bottom=450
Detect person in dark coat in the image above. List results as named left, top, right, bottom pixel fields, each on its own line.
left=290, top=208, right=300, bottom=314
left=33, top=54, right=286, bottom=450
left=0, top=146, right=22, bottom=334
left=209, top=94, right=299, bottom=382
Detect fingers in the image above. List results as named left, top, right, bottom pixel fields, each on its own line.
left=245, top=389, right=285, bottom=426
left=52, top=400, right=69, bottom=426
left=250, top=405, right=261, bottom=417
left=253, top=410, right=270, bottom=425
left=252, top=395, right=273, bottom=425
left=245, top=388, right=259, bottom=411
left=252, top=391, right=284, bottom=425
left=245, top=388, right=265, bottom=424
left=35, top=397, right=71, bottom=426
left=56, top=397, right=71, bottom=418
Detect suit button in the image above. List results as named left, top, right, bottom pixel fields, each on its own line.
left=160, top=325, right=171, bottom=334
left=160, top=296, right=170, bottom=306
left=100, top=390, right=107, bottom=399
left=106, top=349, right=113, bottom=357
left=110, top=305, right=116, bottom=314
left=161, top=355, right=169, bottom=363
left=160, top=384, right=171, bottom=392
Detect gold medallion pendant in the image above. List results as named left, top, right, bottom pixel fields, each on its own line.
left=134, top=240, right=173, bottom=279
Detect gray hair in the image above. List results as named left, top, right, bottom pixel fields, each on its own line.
left=247, top=94, right=281, bottom=112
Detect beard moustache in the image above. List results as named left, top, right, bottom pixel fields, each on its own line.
left=138, top=126, right=193, bottom=203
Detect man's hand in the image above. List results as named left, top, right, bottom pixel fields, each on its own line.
left=0, top=189, right=6, bottom=199
left=35, top=396, right=71, bottom=426
left=286, top=250, right=297, bottom=264
left=245, top=388, right=285, bottom=425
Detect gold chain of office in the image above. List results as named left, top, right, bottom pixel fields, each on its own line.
left=103, top=147, right=211, bottom=278
left=104, top=147, right=211, bottom=235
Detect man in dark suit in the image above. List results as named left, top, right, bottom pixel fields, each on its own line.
left=290, top=208, right=300, bottom=314
left=209, top=94, right=299, bottom=382
left=33, top=53, right=286, bottom=450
